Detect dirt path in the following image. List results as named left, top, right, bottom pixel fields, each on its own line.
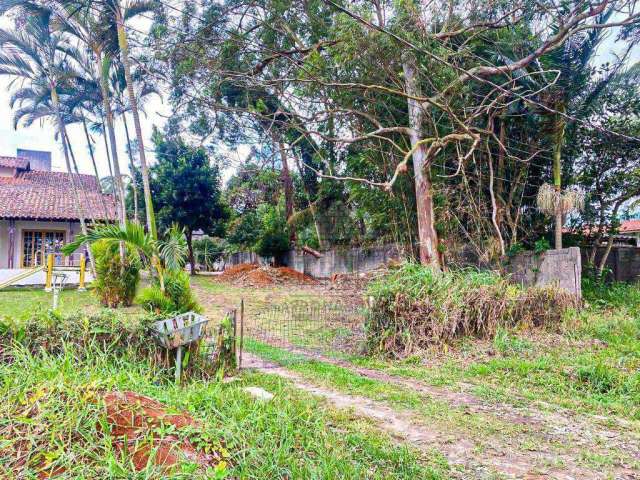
left=282, top=346, right=640, bottom=460
left=243, top=353, right=637, bottom=480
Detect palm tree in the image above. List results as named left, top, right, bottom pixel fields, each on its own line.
left=109, top=0, right=158, bottom=239
left=63, top=221, right=187, bottom=291
left=9, top=69, right=112, bottom=220
left=110, top=60, right=161, bottom=223
left=53, top=2, right=129, bottom=230
left=535, top=6, right=617, bottom=249
left=0, top=7, right=96, bottom=273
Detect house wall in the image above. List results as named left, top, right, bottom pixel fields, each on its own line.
left=0, top=220, right=8, bottom=268
left=0, top=220, right=80, bottom=269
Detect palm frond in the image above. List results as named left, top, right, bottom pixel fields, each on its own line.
left=123, top=0, right=157, bottom=21
left=158, top=224, right=187, bottom=271
left=62, top=222, right=154, bottom=259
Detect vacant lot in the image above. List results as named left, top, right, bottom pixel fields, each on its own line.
left=1, top=275, right=638, bottom=479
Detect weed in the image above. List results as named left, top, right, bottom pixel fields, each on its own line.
left=365, top=262, right=576, bottom=356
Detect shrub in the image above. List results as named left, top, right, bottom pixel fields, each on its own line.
left=91, top=240, right=141, bottom=307
left=255, top=204, right=290, bottom=260
left=582, top=275, right=640, bottom=310
left=0, top=309, right=155, bottom=357
left=137, top=270, right=201, bottom=315
left=365, top=263, right=578, bottom=357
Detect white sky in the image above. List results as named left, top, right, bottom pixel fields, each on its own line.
left=0, top=11, right=638, bottom=179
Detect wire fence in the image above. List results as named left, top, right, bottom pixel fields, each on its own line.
left=242, top=300, right=367, bottom=365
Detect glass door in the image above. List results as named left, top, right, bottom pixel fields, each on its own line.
left=21, top=230, right=66, bottom=267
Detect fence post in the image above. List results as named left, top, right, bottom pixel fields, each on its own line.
left=45, top=253, right=54, bottom=292
left=78, top=255, right=86, bottom=291
left=239, top=298, right=244, bottom=369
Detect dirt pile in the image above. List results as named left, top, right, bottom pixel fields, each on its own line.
left=220, top=263, right=317, bottom=287
left=103, top=391, right=227, bottom=473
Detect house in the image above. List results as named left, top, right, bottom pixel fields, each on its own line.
left=0, top=150, right=116, bottom=269
left=619, top=219, right=640, bottom=247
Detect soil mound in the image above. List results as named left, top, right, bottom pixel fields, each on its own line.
left=219, top=263, right=317, bottom=287
left=103, top=391, right=227, bottom=473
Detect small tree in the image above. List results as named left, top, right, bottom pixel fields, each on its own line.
left=255, top=204, right=290, bottom=264
left=151, top=129, right=228, bottom=274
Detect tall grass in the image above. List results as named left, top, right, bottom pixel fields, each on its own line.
left=366, top=263, right=577, bottom=356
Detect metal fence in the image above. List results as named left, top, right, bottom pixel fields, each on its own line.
left=242, top=299, right=366, bottom=365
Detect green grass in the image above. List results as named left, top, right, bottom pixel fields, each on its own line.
left=0, top=343, right=450, bottom=479
left=0, top=288, right=99, bottom=318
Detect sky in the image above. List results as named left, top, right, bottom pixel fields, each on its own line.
left=0, top=12, right=638, bottom=180
left=0, top=14, right=171, bottom=178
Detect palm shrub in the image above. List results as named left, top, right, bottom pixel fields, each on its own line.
left=92, top=240, right=140, bottom=307
left=137, top=270, right=201, bottom=314
left=63, top=222, right=200, bottom=314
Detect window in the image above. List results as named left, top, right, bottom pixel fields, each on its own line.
left=21, top=230, right=65, bottom=267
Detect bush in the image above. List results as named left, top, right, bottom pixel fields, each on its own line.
left=92, top=240, right=141, bottom=307
left=137, top=270, right=201, bottom=315
left=582, top=275, right=640, bottom=310
left=0, top=309, right=155, bottom=357
left=255, top=204, right=290, bottom=260
left=365, top=263, right=578, bottom=357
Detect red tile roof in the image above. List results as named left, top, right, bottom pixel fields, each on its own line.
left=0, top=156, right=29, bottom=170
left=620, top=219, right=640, bottom=233
left=0, top=170, right=116, bottom=221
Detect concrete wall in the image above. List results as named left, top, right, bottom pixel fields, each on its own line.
left=224, top=244, right=402, bottom=278
left=0, top=220, right=79, bottom=268
left=583, top=246, right=640, bottom=283
left=506, top=247, right=582, bottom=297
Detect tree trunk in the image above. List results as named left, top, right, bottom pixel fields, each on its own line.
left=51, top=89, right=96, bottom=278
left=553, top=108, right=566, bottom=250
left=116, top=10, right=157, bottom=239
left=186, top=230, right=196, bottom=276
left=402, top=53, right=440, bottom=267
left=294, top=154, right=324, bottom=249
left=276, top=137, right=295, bottom=242
left=123, top=113, right=139, bottom=223
left=64, top=130, right=97, bottom=224
left=98, top=53, right=127, bottom=229
left=81, top=113, right=110, bottom=220
left=597, top=201, right=623, bottom=278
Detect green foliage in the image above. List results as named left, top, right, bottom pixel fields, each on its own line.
left=193, top=237, right=226, bottom=271
left=255, top=204, right=290, bottom=259
left=151, top=129, right=228, bottom=239
left=366, top=263, right=577, bottom=356
left=91, top=240, right=141, bottom=307
left=582, top=276, right=640, bottom=311
left=533, top=238, right=551, bottom=255
left=226, top=211, right=261, bottom=250
left=576, top=363, right=623, bottom=394
left=0, top=309, right=154, bottom=357
left=506, top=242, right=526, bottom=258
left=137, top=270, right=201, bottom=315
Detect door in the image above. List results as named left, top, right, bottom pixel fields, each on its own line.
left=21, top=230, right=65, bottom=267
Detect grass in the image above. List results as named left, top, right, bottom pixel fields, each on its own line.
left=0, top=288, right=99, bottom=318
left=0, top=341, right=450, bottom=479
left=4, top=274, right=640, bottom=478
left=0, top=282, right=451, bottom=478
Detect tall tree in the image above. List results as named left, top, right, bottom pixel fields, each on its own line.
left=151, top=129, right=228, bottom=275
left=0, top=7, right=96, bottom=271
